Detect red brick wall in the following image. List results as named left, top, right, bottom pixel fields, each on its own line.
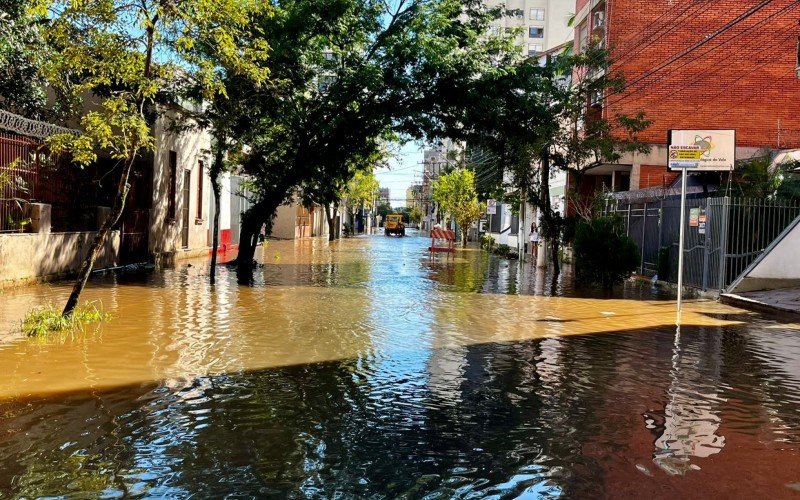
left=576, top=0, right=591, bottom=12
left=604, top=0, right=800, bottom=149
left=638, top=165, right=678, bottom=189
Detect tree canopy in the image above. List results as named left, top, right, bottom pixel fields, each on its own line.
left=0, top=0, right=48, bottom=117
left=33, top=0, right=274, bottom=312
left=432, top=42, right=651, bottom=272
left=432, top=168, right=484, bottom=246
left=230, top=0, right=509, bottom=276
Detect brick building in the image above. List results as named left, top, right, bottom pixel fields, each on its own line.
left=573, top=0, right=800, bottom=192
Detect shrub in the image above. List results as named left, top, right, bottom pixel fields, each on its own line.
left=493, top=243, right=511, bottom=257
left=573, top=216, right=639, bottom=289
left=22, top=303, right=110, bottom=337
left=480, top=234, right=495, bottom=250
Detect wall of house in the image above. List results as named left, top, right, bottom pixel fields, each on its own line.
left=618, top=146, right=762, bottom=191
left=0, top=231, right=120, bottom=287
left=730, top=215, right=800, bottom=293
left=636, top=165, right=678, bottom=190
left=603, top=0, right=800, bottom=149
left=149, top=115, right=212, bottom=262
left=271, top=203, right=297, bottom=240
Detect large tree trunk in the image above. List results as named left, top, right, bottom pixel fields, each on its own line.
left=63, top=157, right=135, bottom=317
left=325, top=204, right=337, bottom=241
left=551, top=239, right=560, bottom=276
left=236, top=203, right=265, bottom=284
left=235, top=196, right=286, bottom=284
left=210, top=174, right=222, bottom=284
left=209, top=144, right=224, bottom=284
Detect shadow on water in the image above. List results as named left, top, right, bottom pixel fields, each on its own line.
left=2, top=321, right=800, bottom=498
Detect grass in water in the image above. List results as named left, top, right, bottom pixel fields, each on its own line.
left=21, top=303, right=110, bottom=337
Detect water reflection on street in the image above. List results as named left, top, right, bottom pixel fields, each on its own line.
left=1, top=233, right=800, bottom=497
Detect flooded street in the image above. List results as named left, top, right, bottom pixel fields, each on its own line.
left=1, top=233, right=800, bottom=498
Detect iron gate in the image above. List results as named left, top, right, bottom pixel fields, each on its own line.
left=608, top=197, right=800, bottom=292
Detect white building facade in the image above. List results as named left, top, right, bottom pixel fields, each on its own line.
left=486, top=0, right=573, bottom=57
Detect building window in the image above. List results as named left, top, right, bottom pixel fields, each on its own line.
left=196, top=160, right=204, bottom=220
left=593, top=11, right=605, bottom=29
left=579, top=23, right=589, bottom=53
left=168, top=150, right=177, bottom=219
left=528, top=44, right=543, bottom=55
left=530, top=8, right=544, bottom=21
left=529, top=27, right=544, bottom=39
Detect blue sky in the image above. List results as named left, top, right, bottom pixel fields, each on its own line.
left=374, top=141, right=424, bottom=207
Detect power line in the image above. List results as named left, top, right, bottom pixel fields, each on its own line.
left=680, top=28, right=794, bottom=122
left=604, top=0, right=775, bottom=107
left=608, top=1, right=798, bottom=108
left=609, top=0, right=717, bottom=69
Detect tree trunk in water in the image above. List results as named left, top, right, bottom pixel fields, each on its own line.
left=325, top=204, right=337, bottom=241
left=235, top=197, right=284, bottom=284
left=551, top=239, right=560, bottom=276
left=62, top=158, right=135, bottom=317
left=209, top=144, right=224, bottom=284
left=210, top=175, right=222, bottom=284
left=236, top=207, right=263, bottom=285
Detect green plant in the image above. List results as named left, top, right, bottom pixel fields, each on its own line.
left=480, top=234, right=495, bottom=250
left=558, top=247, right=572, bottom=264
left=432, top=168, right=486, bottom=247
left=493, top=244, right=511, bottom=257
left=573, top=216, right=639, bottom=289
left=21, top=302, right=109, bottom=337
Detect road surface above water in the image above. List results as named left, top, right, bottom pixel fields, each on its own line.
left=1, top=233, right=799, bottom=498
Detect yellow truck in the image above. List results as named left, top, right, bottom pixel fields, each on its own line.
left=384, top=214, right=406, bottom=237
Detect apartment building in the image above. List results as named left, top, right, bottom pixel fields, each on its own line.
left=487, top=0, right=574, bottom=56
left=573, top=0, right=800, bottom=193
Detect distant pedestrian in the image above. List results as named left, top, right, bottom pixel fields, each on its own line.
left=529, top=222, right=540, bottom=261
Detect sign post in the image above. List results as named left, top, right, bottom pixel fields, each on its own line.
left=668, top=130, right=735, bottom=313
left=486, top=199, right=497, bottom=215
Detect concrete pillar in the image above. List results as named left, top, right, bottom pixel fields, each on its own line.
left=630, top=164, right=642, bottom=191
left=537, top=238, right=547, bottom=268
left=28, top=203, right=51, bottom=233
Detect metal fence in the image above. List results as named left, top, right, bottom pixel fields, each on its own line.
left=607, top=196, right=800, bottom=292
left=0, top=132, right=41, bottom=233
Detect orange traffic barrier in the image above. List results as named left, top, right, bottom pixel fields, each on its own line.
left=429, top=228, right=456, bottom=259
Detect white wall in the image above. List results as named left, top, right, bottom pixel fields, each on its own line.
left=149, top=112, right=212, bottom=258
left=0, top=231, right=120, bottom=286
left=731, top=216, right=800, bottom=292
left=272, top=203, right=297, bottom=240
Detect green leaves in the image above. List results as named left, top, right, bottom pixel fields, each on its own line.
left=0, top=0, right=48, bottom=116
left=432, top=168, right=485, bottom=240
left=35, top=0, right=274, bottom=169
left=574, top=216, right=639, bottom=289
left=345, top=170, right=380, bottom=209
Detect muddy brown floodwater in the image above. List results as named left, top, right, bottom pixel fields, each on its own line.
left=1, top=232, right=800, bottom=498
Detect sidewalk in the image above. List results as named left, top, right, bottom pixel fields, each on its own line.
left=721, top=288, right=800, bottom=320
